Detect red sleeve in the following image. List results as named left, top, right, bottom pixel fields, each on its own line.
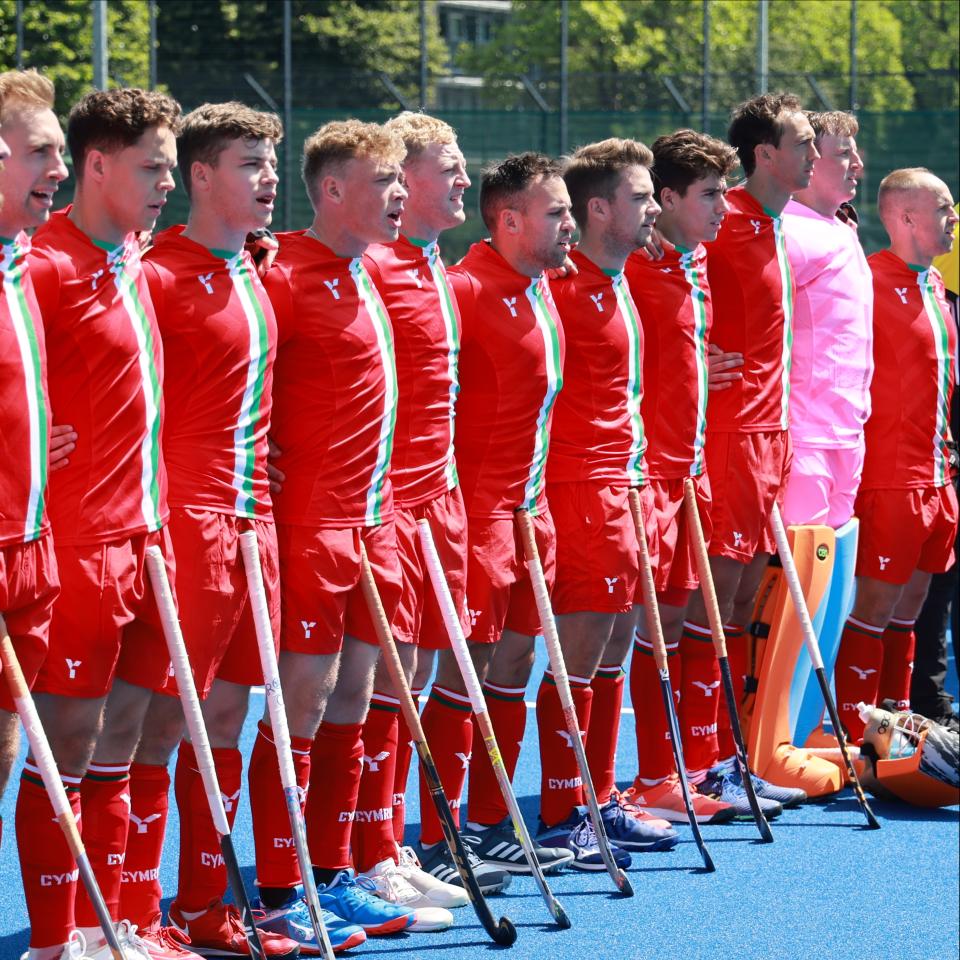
left=27, top=248, right=64, bottom=325
left=263, top=264, right=297, bottom=348
left=447, top=270, right=477, bottom=343
left=141, top=260, right=167, bottom=319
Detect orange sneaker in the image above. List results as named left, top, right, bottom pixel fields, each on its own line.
left=624, top=775, right=735, bottom=824
left=168, top=899, right=299, bottom=958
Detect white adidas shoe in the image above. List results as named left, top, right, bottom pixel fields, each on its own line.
left=397, top=844, right=469, bottom=908
left=361, top=857, right=456, bottom=931
left=84, top=921, right=153, bottom=960
left=21, top=930, right=92, bottom=960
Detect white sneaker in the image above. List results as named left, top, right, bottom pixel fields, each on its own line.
left=21, top=930, right=92, bottom=960
left=361, top=858, right=455, bottom=931
left=397, top=844, right=469, bottom=908
left=85, top=921, right=152, bottom=960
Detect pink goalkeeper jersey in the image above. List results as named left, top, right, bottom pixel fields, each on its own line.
left=782, top=199, right=873, bottom=448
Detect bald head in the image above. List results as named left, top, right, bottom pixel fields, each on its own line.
left=878, top=167, right=957, bottom=266
left=878, top=168, right=945, bottom=224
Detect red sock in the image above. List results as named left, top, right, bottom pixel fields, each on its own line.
left=587, top=663, right=625, bottom=804
left=468, top=682, right=526, bottom=827
left=249, top=720, right=312, bottom=889
left=679, top=621, right=721, bottom=781
left=17, top=763, right=83, bottom=948
left=305, top=721, right=363, bottom=870
left=419, top=685, right=473, bottom=845
left=878, top=618, right=916, bottom=711
left=353, top=693, right=400, bottom=871
left=834, top=616, right=885, bottom=742
left=630, top=629, right=680, bottom=782
left=75, top=762, right=131, bottom=926
left=119, top=762, right=170, bottom=926
left=716, top=624, right=747, bottom=760
left=173, top=741, right=242, bottom=913
left=392, top=686, right=420, bottom=846
left=537, top=672, right=593, bottom=826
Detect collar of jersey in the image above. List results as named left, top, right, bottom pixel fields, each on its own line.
left=405, top=235, right=435, bottom=249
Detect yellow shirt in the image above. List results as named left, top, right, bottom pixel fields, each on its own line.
left=932, top=203, right=959, bottom=295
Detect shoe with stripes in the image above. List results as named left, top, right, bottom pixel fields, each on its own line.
left=711, top=758, right=807, bottom=808
left=460, top=819, right=574, bottom=874
left=416, top=839, right=512, bottom=895
left=536, top=808, right=632, bottom=872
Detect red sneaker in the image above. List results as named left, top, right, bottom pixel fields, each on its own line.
left=623, top=775, right=735, bottom=824
left=609, top=788, right=674, bottom=831
left=136, top=919, right=203, bottom=960
left=168, top=899, right=299, bottom=958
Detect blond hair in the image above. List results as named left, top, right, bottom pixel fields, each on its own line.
left=384, top=111, right=457, bottom=161
left=878, top=167, right=943, bottom=223
left=302, top=119, right=405, bottom=204
left=563, top=138, right=653, bottom=226
left=0, top=69, right=55, bottom=120
left=806, top=110, right=859, bottom=143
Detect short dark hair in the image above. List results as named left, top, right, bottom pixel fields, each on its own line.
left=479, top=152, right=563, bottom=231
left=651, top=129, right=739, bottom=200
left=68, top=88, right=181, bottom=180
left=178, top=102, right=283, bottom=198
left=728, top=92, right=804, bottom=176
left=562, top=138, right=653, bottom=227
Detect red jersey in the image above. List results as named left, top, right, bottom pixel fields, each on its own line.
left=626, top=242, right=711, bottom=479
left=264, top=232, right=397, bottom=528
left=0, top=233, right=50, bottom=546
left=449, top=241, right=565, bottom=518
left=547, top=250, right=645, bottom=485
left=706, top=186, right=794, bottom=432
left=861, top=250, right=957, bottom=490
left=365, top=236, right=460, bottom=508
left=143, top=228, right=276, bottom=519
left=31, top=210, right=167, bottom=545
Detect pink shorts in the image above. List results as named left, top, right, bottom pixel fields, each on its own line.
left=781, top=444, right=863, bottom=529
left=118, top=508, right=280, bottom=698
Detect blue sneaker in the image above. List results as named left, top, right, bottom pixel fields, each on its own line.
left=702, top=763, right=784, bottom=820
left=713, top=758, right=807, bottom=808
left=602, top=790, right=680, bottom=851
left=254, top=887, right=366, bottom=954
left=317, top=868, right=414, bottom=936
left=537, top=807, right=632, bottom=872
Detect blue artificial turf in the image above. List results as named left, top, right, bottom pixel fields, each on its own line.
left=1, top=642, right=957, bottom=960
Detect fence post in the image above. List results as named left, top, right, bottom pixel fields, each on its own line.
left=283, top=0, right=293, bottom=232
left=559, top=0, right=569, bottom=155
left=702, top=0, right=710, bottom=133
left=92, top=0, right=108, bottom=90
left=849, top=0, right=858, bottom=110
left=420, top=0, right=428, bottom=110
left=148, top=0, right=157, bottom=89
left=756, top=0, right=768, bottom=94
left=15, top=0, right=24, bottom=68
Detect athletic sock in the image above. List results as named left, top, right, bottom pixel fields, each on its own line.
left=586, top=663, right=625, bottom=805
left=877, top=618, right=916, bottom=711
left=17, top=763, right=82, bottom=948
left=537, top=671, right=593, bottom=827
left=249, top=720, right=312, bottom=890
left=173, top=740, right=242, bottom=913
left=716, top=624, right=747, bottom=760
left=353, top=692, right=401, bottom=871
left=679, top=621, right=721, bottom=783
left=74, top=762, right=131, bottom=926
left=418, top=685, right=473, bottom=845
left=467, top=682, right=526, bottom=827
left=834, top=616, right=885, bottom=742
left=630, top=627, right=680, bottom=782
left=391, top=686, right=420, bottom=846
left=118, top=762, right=170, bottom=926
left=305, top=721, right=363, bottom=871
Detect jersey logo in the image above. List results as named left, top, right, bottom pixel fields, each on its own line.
left=502, top=296, right=518, bottom=317
left=301, top=620, right=317, bottom=638
left=750, top=220, right=762, bottom=235
left=732, top=531, right=744, bottom=547
left=197, top=272, right=215, bottom=294
left=894, top=287, right=908, bottom=304
left=849, top=665, right=877, bottom=681
left=324, top=278, right=341, bottom=300
left=65, top=658, right=82, bottom=680
left=878, top=555, right=891, bottom=570
left=692, top=680, right=721, bottom=697
left=604, top=576, right=619, bottom=594
left=468, top=608, right=481, bottom=627
left=407, top=268, right=424, bottom=288
left=129, top=812, right=162, bottom=835
left=589, top=292, right=604, bottom=313
left=556, top=729, right=585, bottom=748
left=454, top=751, right=472, bottom=770
left=90, top=268, right=105, bottom=290
left=660, top=267, right=671, bottom=274
left=221, top=788, right=241, bottom=814
left=361, top=751, right=391, bottom=772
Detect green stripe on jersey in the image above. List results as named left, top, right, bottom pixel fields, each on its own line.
left=2, top=239, right=48, bottom=541
left=227, top=255, right=271, bottom=517
left=918, top=269, right=952, bottom=485
left=109, top=243, right=164, bottom=532
left=521, top=278, right=563, bottom=513
left=772, top=216, right=794, bottom=431
left=680, top=250, right=710, bottom=476
left=611, top=273, right=645, bottom=485
left=351, top=259, right=398, bottom=525
left=425, top=241, right=461, bottom=490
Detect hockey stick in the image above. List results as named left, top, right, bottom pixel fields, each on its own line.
left=515, top=510, right=634, bottom=897
left=238, top=530, right=336, bottom=960
left=0, top=618, right=130, bottom=960
left=681, top=480, right=773, bottom=843
left=416, top=518, right=571, bottom=929
left=357, top=544, right=518, bottom=946
left=767, top=506, right=880, bottom=830
left=143, top=546, right=268, bottom=958
left=627, top=488, right=716, bottom=871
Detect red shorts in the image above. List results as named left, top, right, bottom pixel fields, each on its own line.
left=550, top=481, right=638, bottom=614
left=393, top=486, right=470, bottom=649
left=279, top=521, right=401, bottom=654
left=465, top=508, right=556, bottom=643
left=34, top=527, right=175, bottom=699
left=0, top=533, right=59, bottom=714
left=643, top=473, right=713, bottom=607
left=706, top=429, right=791, bottom=563
left=118, top=508, right=281, bottom=698
left=854, top=484, right=958, bottom=584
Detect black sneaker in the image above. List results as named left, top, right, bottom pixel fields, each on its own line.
left=460, top=819, right=574, bottom=874
left=417, top=839, right=512, bottom=895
